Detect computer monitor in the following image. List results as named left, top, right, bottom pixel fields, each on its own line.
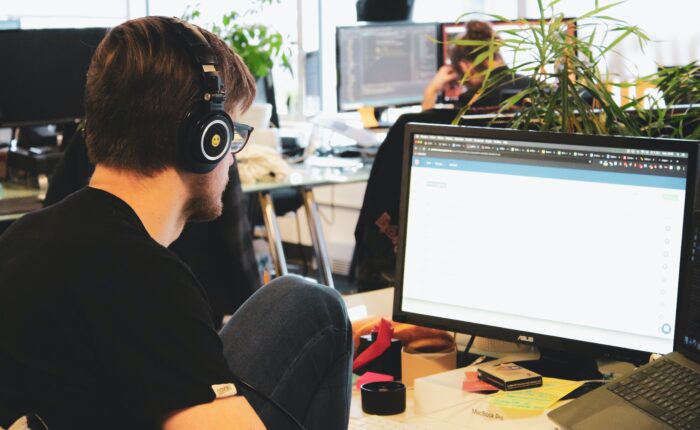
left=336, top=22, right=440, bottom=112
left=439, top=18, right=576, bottom=75
left=394, top=124, right=697, bottom=365
left=0, top=28, right=107, bottom=127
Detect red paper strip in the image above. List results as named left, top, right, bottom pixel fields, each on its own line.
left=463, top=371, right=498, bottom=392
left=352, top=318, right=394, bottom=371
left=356, top=371, right=394, bottom=390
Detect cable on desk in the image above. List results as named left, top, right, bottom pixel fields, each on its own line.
left=459, top=335, right=478, bottom=368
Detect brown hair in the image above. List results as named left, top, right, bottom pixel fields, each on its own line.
left=449, top=20, right=502, bottom=72
left=84, top=16, right=256, bottom=175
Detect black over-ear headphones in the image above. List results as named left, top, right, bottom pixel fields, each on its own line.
left=166, top=17, right=234, bottom=174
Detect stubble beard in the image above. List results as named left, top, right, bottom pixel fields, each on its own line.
left=183, top=174, right=225, bottom=223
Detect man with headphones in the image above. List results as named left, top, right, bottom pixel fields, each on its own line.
left=0, top=17, right=352, bottom=430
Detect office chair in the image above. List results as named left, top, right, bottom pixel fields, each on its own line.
left=351, top=109, right=458, bottom=291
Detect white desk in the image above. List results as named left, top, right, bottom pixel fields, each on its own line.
left=350, top=359, right=635, bottom=429
left=350, top=385, right=560, bottom=429
left=344, top=289, right=637, bottom=429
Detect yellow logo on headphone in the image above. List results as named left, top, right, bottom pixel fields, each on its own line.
left=211, top=134, right=221, bottom=147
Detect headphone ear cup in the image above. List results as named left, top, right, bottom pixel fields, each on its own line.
left=179, top=103, right=233, bottom=174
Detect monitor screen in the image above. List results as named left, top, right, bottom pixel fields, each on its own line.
left=394, top=124, right=697, bottom=361
left=0, top=28, right=107, bottom=127
left=336, top=22, right=439, bottom=111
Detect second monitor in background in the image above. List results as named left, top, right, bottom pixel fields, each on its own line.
left=336, top=21, right=440, bottom=123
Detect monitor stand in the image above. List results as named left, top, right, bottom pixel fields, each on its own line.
left=515, top=348, right=603, bottom=381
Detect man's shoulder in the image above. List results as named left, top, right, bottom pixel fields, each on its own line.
left=1, top=188, right=198, bottom=293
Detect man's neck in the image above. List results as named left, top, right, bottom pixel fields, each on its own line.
left=89, top=165, right=189, bottom=247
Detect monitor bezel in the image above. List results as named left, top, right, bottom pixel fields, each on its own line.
left=335, top=21, right=441, bottom=113
left=393, top=123, right=699, bottom=363
left=676, top=156, right=700, bottom=364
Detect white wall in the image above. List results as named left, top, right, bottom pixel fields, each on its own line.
left=0, top=0, right=142, bottom=28
left=523, top=0, right=700, bottom=78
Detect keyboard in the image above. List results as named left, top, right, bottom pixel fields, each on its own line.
left=349, top=415, right=426, bottom=430
left=607, top=358, right=700, bottom=429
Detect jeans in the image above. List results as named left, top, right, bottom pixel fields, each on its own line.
left=219, top=275, right=353, bottom=430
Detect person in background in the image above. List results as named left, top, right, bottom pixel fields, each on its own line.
left=0, top=16, right=351, bottom=430
left=422, top=20, right=531, bottom=111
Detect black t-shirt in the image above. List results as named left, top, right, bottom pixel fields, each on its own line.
left=457, top=66, right=532, bottom=109
left=0, top=188, right=237, bottom=430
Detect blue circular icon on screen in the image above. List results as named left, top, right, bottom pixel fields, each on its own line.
left=662, top=323, right=672, bottom=334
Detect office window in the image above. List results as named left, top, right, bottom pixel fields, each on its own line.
left=522, top=0, right=700, bottom=78
left=0, top=0, right=143, bottom=28
left=149, top=0, right=300, bottom=117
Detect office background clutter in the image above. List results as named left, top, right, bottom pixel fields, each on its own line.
left=2, top=2, right=700, bottom=302
left=2, top=1, right=700, bottom=427
left=2, top=0, right=700, bottom=312
left=2, top=0, right=700, bottom=118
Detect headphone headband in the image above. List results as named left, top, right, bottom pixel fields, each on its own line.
left=167, top=17, right=226, bottom=109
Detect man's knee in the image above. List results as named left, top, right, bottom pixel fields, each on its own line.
left=265, top=275, right=343, bottom=304
left=262, top=275, right=349, bottom=331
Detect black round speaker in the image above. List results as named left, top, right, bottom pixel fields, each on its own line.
left=356, top=0, right=414, bottom=22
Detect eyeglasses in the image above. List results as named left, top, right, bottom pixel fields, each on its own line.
left=230, top=122, right=254, bottom=154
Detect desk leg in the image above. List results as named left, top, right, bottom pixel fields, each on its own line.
left=259, top=192, right=288, bottom=277
left=302, top=188, right=334, bottom=288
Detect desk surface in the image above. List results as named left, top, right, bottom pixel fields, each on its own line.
left=349, top=367, right=562, bottom=430
left=0, top=159, right=372, bottom=222
left=344, top=288, right=637, bottom=429
left=349, top=357, right=634, bottom=430
left=0, top=182, right=42, bottom=223
left=241, top=159, right=370, bottom=193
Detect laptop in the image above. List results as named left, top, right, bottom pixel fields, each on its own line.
left=549, top=193, right=700, bottom=429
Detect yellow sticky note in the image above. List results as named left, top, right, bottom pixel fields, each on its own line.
left=488, top=377, right=583, bottom=411
left=358, top=106, right=379, bottom=129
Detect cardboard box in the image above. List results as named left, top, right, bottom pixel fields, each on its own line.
left=401, top=345, right=457, bottom=387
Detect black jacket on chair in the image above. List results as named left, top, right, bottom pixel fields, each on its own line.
left=353, top=109, right=459, bottom=291
left=352, top=108, right=515, bottom=291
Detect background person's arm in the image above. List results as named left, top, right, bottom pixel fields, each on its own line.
left=162, top=396, right=265, bottom=430
left=422, top=65, right=458, bottom=110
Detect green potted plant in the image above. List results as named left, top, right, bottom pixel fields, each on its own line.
left=183, top=1, right=292, bottom=80
left=449, top=0, right=700, bottom=138
left=632, top=63, right=700, bottom=139
left=183, top=1, right=293, bottom=125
